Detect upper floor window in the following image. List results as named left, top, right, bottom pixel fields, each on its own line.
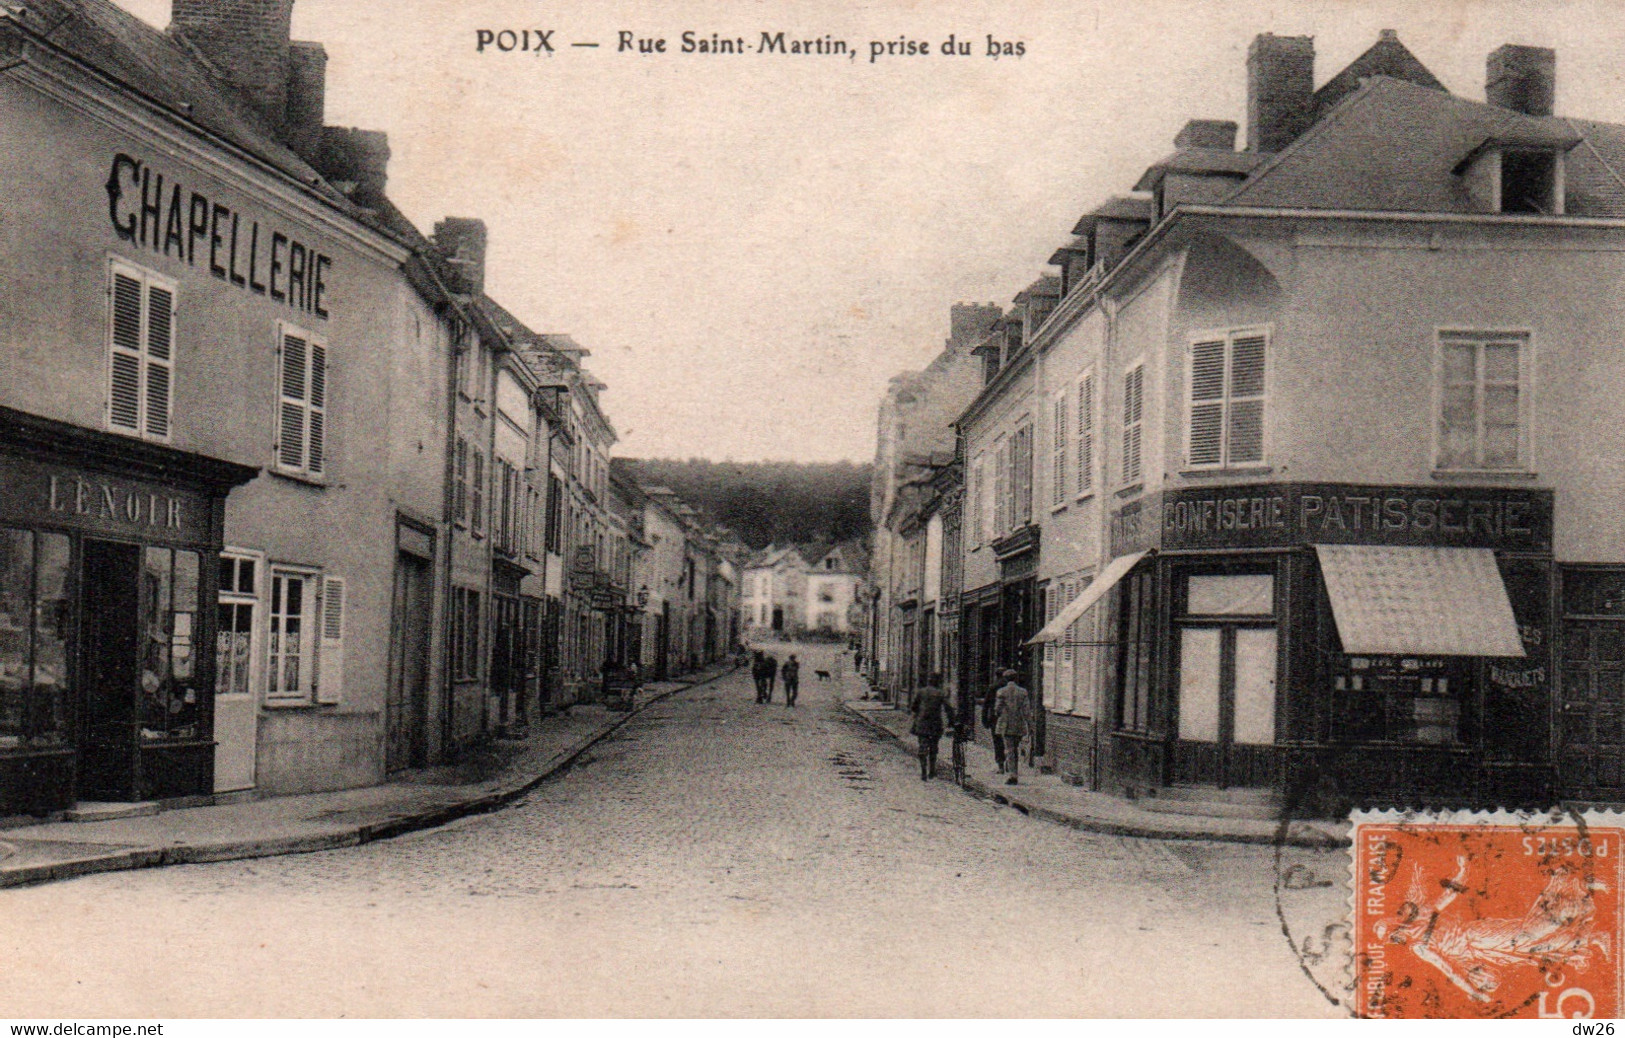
left=1050, top=389, right=1069, bottom=509
left=1011, top=422, right=1034, bottom=529
left=1436, top=330, right=1530, bottom=471
left=1187, top=329, right=1266, bottom=469
left=276, top=323, right=327, bottom=478
left=107, top=260, right=175, bottom=441
left=1121, top=363, right=1145, bottom=486
left=1076, top=369, right=1096, bottom=498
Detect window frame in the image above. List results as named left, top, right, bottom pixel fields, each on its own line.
left=217, top=548, right=266, bottom=706
left=274, top=321, right=329, bottom=480
left=1432, top=327, right=1535, bottom=474
left=106, top=257, right=178, bottom=443
left=1184, top=326, right=1270, bottom=471
left=265, top=564, right=321, bottom=707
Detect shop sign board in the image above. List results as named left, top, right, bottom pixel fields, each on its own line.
left=1159, top=483, right=1552, bottom=553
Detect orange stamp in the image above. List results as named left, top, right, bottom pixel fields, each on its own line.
left=1352, top=810, right=1624, bottom=1019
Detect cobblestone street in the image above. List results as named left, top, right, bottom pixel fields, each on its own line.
left=0, top=646, right=1345, bottom=1017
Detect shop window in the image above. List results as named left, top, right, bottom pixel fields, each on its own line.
left=1121, top=364, right=1144, bottom=486
left=0, top=529, right=71, bottom=748
left=275, top=324, right=328, bottom=478
left=1117, top=568, right=1156, bottom=732
left=1187, top=330, right=1267, bottom=468
left=1076, top=370, right=1095, bottom=498
left=140, top=547, right=202, bottom=740
left=1330, top=655, right=1466, bottom=746
left=451, top=586, right=481, bottom=681
left=1436, top=331, right=1529, bottom=471
left=1563, top=570, right=1625, bottom=617
left=107, top=260, right=175, bottom=442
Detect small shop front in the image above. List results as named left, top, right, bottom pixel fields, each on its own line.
left=0, top=408, right=256, bottom=814
left=1101, top=482, right=1554, bottom=811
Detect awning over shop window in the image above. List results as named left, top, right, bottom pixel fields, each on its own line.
left=1026, top=550, right=1148, bottom=645
left=1313, top=545, right=1525, bottom=657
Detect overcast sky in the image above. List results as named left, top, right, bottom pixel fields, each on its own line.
left=118, top=0, right=1625, bottom=463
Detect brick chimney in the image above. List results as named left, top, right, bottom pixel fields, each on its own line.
left=947, top=302, right=1002, bottom=350
left=1246, top=33, right=1315, bottom=153
left=1487, top=44, right=1556, bottom=117
left=315, top=127, right=389, bottom=205
left=433, top=218, right=488, bottom=297
left=1174, top=119, right=1238, bottom=150
left=170, top=0, right=294, bottom=128
left=283, top=41, right=326, bottom=162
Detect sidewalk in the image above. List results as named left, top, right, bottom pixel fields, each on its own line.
left=0, top=663, right=738, bottom=889
left=841, top=689, right=1349, bottom=850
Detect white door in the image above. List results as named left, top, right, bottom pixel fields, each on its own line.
left=1233, top=628, right=1278, bottom=745
left=1178, top=627, right=1222, bottom=742
left=214, top=551, right=261, bottom=792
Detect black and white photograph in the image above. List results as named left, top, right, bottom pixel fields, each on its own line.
left=1, top=0, right=1624, bottom=1022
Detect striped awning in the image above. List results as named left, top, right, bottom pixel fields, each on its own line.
left=1026, top=550, right=1148, bottom=645
left=1313, top=545, right=1525, bottom=657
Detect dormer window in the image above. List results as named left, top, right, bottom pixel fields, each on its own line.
left=1501, top=149, right=1559, bottom=214
left=1456, top=141, right=1568, bottom=215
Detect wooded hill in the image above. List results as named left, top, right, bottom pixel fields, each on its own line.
left=614, top=458, right=872, bottom=551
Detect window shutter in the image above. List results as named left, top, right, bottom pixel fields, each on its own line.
left=279, top=332, right=308, bottom=470
left=1227, top=334, right=1266, bottom=464
left=1123, top=366, right=1144, bottom=484
left=1076, top=372, right=1094, bottom=495
left=315, top=575, right=345, bottom=704
left=1050, top=393, right=1067, bottom=507
left=109, top=269, right=144, bottom=433
left=144, top=285, right=174, bottom=439
left=308, top=342, right=327, bottom=475
left=1042, top=586, right=1057, bottom=709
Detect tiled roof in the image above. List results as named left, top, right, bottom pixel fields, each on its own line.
left=1225, top=77, right=1601, bottom=214
left=9, top=0, right=345, bottom=206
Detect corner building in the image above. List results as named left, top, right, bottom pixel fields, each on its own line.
left=1002, top=31, right=1625, bottom=812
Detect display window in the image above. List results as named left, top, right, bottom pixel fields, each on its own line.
left=0, top=528, right=72, bottom=748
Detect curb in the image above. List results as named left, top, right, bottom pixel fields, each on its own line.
left=840, top=698, right=1348, bottom=850
left=0, top=665, right=739, bottom=890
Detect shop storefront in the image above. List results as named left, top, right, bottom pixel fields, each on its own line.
left=0, top=408, right=256, bottom=814
left=1100, top=483, right=1553, bottom=811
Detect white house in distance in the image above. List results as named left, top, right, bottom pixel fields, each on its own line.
left=744, top=541, right=866, bottom=639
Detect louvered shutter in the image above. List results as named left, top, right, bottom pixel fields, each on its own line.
left=315, top=575, right=345, bottom=704
left=1227, top=334, right=1266, bottom=464
left=1042, top=585, right=1058, bottom=709
left=308, top=342, right=327, bottom=474
left=144, top=284, right=174, bottom=439
left=1122, top=367, right=1144, bottom=484
left=1189, top=340, right=1226, bottom=466
left=1050, top=392, right=1067, bottom=507
left=1076, top=372, right=1094, bottom=495
left=109, top=269, right=144, bottom=433
left=279, top=332, right=308, bottom=470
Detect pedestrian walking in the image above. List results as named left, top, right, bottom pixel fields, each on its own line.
left=981, top=677, right=1006, bottom=774
left=781, top=654, right=800, bottom=707
left=993, top=668, right=1033, bottom=785
left=763, top=653, right=778, bottom=704
left=909, top=674, right=951, bottom=780
left=751, top=651, right=768, bottom=702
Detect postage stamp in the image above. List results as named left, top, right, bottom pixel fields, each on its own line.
left=1352, top=809, right=1623, bottom=1019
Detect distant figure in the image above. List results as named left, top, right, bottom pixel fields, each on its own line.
left=762, top=653, right=779, bottom=704
left=993, top=668, right=1033, bottom=785
left=909, top=673, right=951, bottom=781
left=751, top=651, right=769, bottom=702
left=981, top=676, right=1006, bottom=774
left=782, top=655, right=800, bottom=707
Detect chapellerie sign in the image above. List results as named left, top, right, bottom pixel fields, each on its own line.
left=1155, top=483, right=1552, bottom=552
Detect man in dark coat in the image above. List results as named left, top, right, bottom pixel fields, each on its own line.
left=910, top=673, right=952, bottom=780
left=982, top=671, right=1010, bottom=774
left=751, top=651, right=768, bottom=702
left=762, top=653, right=778, bottom=704
left=781, top=654, right=801, bottom=707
